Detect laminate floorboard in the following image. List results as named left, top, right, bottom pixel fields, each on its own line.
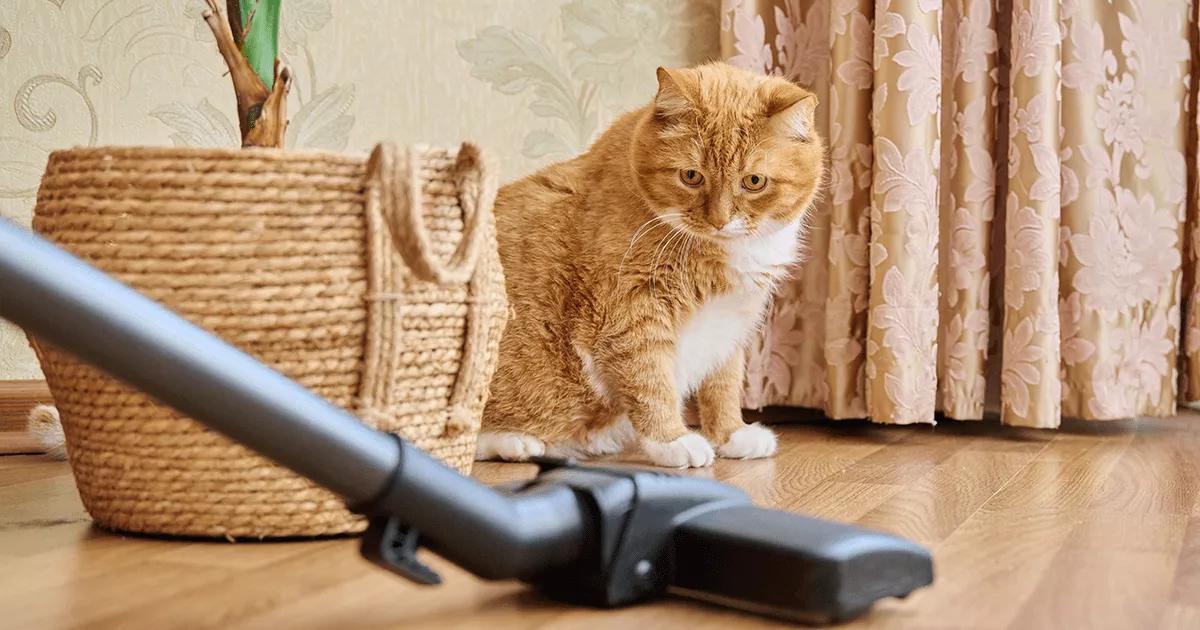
left=3, top=412, right=1199, bottom=629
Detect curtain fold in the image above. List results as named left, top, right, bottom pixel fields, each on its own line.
left=1186, top=0, right=1200, bottom=405
left=725, top=0, right=1198, bottom=427
left=938, top=0, right=997, bottom=421
left=865, top=0, right=942, bottom=425
left=824, top=0, right=874, bottom=420
left=1001, top=0, right=1061, bottom=427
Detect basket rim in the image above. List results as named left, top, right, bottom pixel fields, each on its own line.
left=47, top=144, right=368, bottom=166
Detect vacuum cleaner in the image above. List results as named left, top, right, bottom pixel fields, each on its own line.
left=0, top=218, right=932, bottom=624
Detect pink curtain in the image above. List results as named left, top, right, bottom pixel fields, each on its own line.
left=724, top=0, right=1197, bottom=427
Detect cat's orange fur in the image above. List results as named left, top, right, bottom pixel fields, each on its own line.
left=478, top=62, right=826, bottom=467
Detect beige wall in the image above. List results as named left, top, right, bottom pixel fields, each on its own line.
left=0, top=0, right=718, bottom=379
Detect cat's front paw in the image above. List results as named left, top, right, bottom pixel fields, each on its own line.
left=475, top=431, right=546, bottom=462
left=642, top=432, right=715, bottom=468
left=717, top=423, right=777, bottom=459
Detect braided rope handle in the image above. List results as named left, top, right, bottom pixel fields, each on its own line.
left=366, top=142, right=496, bottom=285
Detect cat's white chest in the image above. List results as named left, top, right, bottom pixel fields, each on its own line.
left=675, top=289, right=768, bottom=394
left=675, top=218, right=802, bottom=394
left=725, top=217, right=805, bottom=279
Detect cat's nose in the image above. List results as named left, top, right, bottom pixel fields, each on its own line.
left=706, top=192, right=733, bottom=230
left=706, top=208, right=731, bottom=230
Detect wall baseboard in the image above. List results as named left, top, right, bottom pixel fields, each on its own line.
left=0, top=380, right=53, bottom=455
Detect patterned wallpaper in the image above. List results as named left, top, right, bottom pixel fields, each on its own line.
left=0, top=0, right=719, bottom=379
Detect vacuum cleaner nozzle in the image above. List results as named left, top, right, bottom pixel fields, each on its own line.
left=0, top=218, right=933, bottom=625
left=360, top=453, right=933, bottom=624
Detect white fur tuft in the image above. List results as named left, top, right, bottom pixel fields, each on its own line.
left=655, top=93, right=690, bottom=118
left=27, top=404, right=67, bottom=460
left=727, top=217, right=803, bottom=279
left=575, top=347, right=612, bottom=403
left=767, top=95, right=816, bottom=141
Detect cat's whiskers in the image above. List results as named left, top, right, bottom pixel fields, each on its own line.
left=668, top=227, right=692, bottom=275
left=680, top=231, right=698, bottom=286
left=669, top=230, right=693, bottom=295
left=617, top=213, right=683, bottom=288
left=680, top=229, right=698, bottom=271
left=740, top=226, right=794, bottom=291
left=650, top=225, right=690, bottom=299
left=648, top=227, right=677, bottom=297
left=624, top=220, right=681, bottom=292
left=648, top=228, right=677, bottom=297
left=749, top=228, right=768, bottom=250
left=630, top=213, right=683, bottom=249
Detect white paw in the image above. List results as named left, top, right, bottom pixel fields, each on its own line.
left=717, top=423, right=777, bottom=460
left=474, top=431, right=546, bottom=462
left=642, top=432, right=715, bottom=468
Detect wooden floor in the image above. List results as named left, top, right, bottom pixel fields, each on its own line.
left=0, top=380, right=52, bottom=454
left=3, top=411, right=1200, bottom=629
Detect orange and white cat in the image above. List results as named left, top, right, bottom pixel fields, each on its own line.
left=477, top=62, right=825, bottom=468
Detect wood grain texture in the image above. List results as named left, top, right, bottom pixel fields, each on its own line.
left=2, top=411, right=1200, bottom=629
left=0, top=380, right=52, bottom=455
left=0, top=379, right=51, bottom=431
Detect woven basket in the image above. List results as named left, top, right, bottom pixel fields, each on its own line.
left=28, top=142, right=508, bottom=539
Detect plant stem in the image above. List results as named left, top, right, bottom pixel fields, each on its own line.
left=200, top=0, right=289, bottom=147
left=225, top=0, right=244, bottom=46
left=240, top=0, right=280, bottom=90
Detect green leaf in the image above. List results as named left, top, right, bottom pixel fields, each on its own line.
left=240, top=0, right=281, bottom=89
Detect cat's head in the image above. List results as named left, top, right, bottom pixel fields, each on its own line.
left=631, top=62, right=825, bottom=243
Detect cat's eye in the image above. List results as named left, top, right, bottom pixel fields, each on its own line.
left=679, top=169, right=705, bottom=187
left=741, top=174, right=768, bottom=192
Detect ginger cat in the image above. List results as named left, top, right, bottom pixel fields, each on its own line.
left=477, top=62, right=825, bottom=468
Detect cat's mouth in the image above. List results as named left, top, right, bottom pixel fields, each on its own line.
left=655, top=213, right=750, bottom=242
left=674, top=224, right=727, bottom=243
left=678, top=221, right=754, bottom=243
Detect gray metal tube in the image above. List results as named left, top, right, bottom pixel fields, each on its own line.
left=382, top=447, right=590, bottom=579
left=0, top=218, right=590, bottom=580
left=0, top=218, right=399, bottom=503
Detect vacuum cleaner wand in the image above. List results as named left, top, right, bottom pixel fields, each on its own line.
left=0, top=219, right=932, bottom=624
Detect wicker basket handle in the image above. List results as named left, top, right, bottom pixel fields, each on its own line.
left=366, top=142, right=496, bottom=285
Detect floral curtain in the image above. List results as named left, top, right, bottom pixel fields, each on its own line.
left=725, top=0, right=1197, bottom=427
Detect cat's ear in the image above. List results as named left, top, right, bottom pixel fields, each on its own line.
left=766, top=86, right=818, bottom=141
left=654, top=67, right=692, bottom=118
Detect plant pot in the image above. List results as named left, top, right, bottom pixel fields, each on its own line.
left=28, top=143, right=508, bottom=538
